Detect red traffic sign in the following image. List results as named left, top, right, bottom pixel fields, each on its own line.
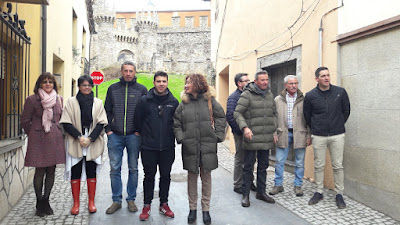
left=91, top=71, right=104, bottom=85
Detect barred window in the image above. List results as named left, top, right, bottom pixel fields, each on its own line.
left=0, top=4, right=31, bottom=140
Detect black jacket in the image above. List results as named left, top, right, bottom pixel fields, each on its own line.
left=303, top=84, right=350, bottom=136
left=104, top=77, right=147, bottom=135
left=226, top=88, right=243, bottom=135
left=134, top=88, right=179, bottom=151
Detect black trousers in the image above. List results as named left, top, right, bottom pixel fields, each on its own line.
left=242, top=150, right=269, bottom=194
left=141, top=149, right=175, bottom=205
left=71, top=157, right=97, bottom=180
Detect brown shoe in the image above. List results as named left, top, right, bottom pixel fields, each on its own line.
left=269, top=186, right=284, bottom=195
left=127, top=200, right=138, bottom=212
left=294, top=186, right=304, bottom=197
left=106, top=202, right=122, bottom=214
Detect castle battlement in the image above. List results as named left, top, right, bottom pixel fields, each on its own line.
left=94, top=15, right=115, bottom=24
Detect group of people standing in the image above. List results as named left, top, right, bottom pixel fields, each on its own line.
left=20, top=62, right=350, bottom=224
left=227, top=67, right=350, bottom=210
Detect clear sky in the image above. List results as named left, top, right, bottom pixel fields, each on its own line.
left=115, top=0, right=210, bottom=12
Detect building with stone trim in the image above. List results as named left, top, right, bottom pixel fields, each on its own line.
left=91, top=0, right=212, bottom=78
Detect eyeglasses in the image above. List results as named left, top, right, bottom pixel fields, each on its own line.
left=41, top=80, right=54, bottom=84
left=80, top=84, right=93, bottom=88
left=158, top=105, right=164, bottom=117
left=240, top=80, right=250, bottom=83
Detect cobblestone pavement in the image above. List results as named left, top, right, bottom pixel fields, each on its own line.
left=217, top=143, right=399, bottom=225
left=1, top=142, right=399, bottom=225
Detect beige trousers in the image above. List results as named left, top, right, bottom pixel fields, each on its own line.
left=312, top=133, right=345, bottom=195
left=188, top=168, right=212, bottom=211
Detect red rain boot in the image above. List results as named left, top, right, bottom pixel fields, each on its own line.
left=70, top=179, right=81, bottom=215
left=87, top=178, right=97, bottom=213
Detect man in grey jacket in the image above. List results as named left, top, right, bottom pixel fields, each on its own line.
left=270, top=75, right=311, bottom=197
left=234, top=71, right=277, bottom=207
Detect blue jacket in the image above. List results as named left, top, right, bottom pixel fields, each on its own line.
left=303, top=84, right=350, bottom=136
left=134, top=88, right=178, bottom=151
left=226, top=88, right=243, bottom=135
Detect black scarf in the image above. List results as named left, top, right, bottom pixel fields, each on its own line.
left=76, top=91, right=94, bottom=131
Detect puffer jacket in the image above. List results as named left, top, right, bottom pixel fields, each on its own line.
left=173, top=88, right=227, bottom=173
left=274, top=89, right=311, bottom=149
left=104, top=76, right=147, bottom=135
left=234, top=82, right=277, bottom=151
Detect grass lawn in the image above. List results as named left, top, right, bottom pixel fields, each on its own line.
left=95, top=73, right=186, bottom=103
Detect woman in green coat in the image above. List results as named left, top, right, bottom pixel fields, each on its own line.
left=173, top=74, right=226, bottom=225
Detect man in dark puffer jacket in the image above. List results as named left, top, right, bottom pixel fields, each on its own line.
left=304, top=66, right=350, bottom=209
left=234, top=71, right=277, bottom=207
left=104, top=61, right=147, bottom=214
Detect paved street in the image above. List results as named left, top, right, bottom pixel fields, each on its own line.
left=1, top=141, right=399, bottom=225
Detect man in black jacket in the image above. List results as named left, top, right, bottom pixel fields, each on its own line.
left=226, top=73, right=256, bottom=194
left=304, top=67, right=350, bottom=209
left=104, top=61, right=147, bottom=214
left=134, top=71, right=178, bottom=221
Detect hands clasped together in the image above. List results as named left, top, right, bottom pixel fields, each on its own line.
left=79, top=136, right=91, bottom=148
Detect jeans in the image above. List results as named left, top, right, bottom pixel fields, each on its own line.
left=274, top=131, right=306, bottom=187
left=312, top=133, right=345, bottom=195
left=242, top=150, right=269, bottom=195
left=107, top=133, right=140, bottom=203
left=141, top=149, right=175, bottom=205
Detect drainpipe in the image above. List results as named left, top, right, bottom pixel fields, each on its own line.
left=318, top=1, right=344, bottom=67
left=41, top=4, right=47, bottom=73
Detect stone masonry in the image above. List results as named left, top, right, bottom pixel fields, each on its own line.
left=90, top=0, right=212, bottom=79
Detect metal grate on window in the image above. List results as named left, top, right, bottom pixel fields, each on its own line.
left=0, top=3, right=31, bottom=140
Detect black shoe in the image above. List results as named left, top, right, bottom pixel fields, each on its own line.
left=188, top=210, right=197, bottom=224
left=234, top=187, right=242, bottom=194
left=308, top=192, right=323, bottom=205
left=255, top=192, right=275, bottom=204
left=250, top=183, right=257, bottom=192
left=35, top=199, right=46, bottom=217
left=241, top=194, right=250, bottom=207
left=336, top=194, right=346, bottom=209
left=42, top=198, right=54, bottom=215
left=203, top=211, right=211, bottom=225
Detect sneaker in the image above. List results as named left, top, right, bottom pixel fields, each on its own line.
left=336, top=194, right=346, bottom=209
left=106, top=202, right=122, bottom=214
left=269, top=186, right=284, bottom=195
left=139, top=205, right=151, bottom=221
left=308, top=192, right=323, bottom=205
left=159, top=203, right=174, bottom=218
left=294, top=186, right=304, bottom=197
left=127, top=200, right=138, bottom=212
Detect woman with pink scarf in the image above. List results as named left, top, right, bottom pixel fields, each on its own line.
left=21, top=73, right=66, bottom=217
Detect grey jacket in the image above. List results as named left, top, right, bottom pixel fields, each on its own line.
left=274, top=89, right=310, bottom=149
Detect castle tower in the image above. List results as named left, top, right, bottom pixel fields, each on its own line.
left=90, top=0, right=116, bottom=70
left=135, top=0, right=159, bottom=72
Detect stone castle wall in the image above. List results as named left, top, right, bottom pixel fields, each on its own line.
left=91, top=1, right=211, bottom=77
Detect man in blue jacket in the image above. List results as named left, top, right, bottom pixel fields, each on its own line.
left=134, top=71, right=179, bottom=221
left=104, top=61, right=147, bottom=214
left=226, top=73, right=256, bottom=194
left=304, top=67, right=350, bottom=209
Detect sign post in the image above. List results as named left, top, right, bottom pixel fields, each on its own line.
left=90, top=71, right=104, bottom=97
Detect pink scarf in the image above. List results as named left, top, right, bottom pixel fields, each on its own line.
left=38, top=88, right=57, bottom=133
